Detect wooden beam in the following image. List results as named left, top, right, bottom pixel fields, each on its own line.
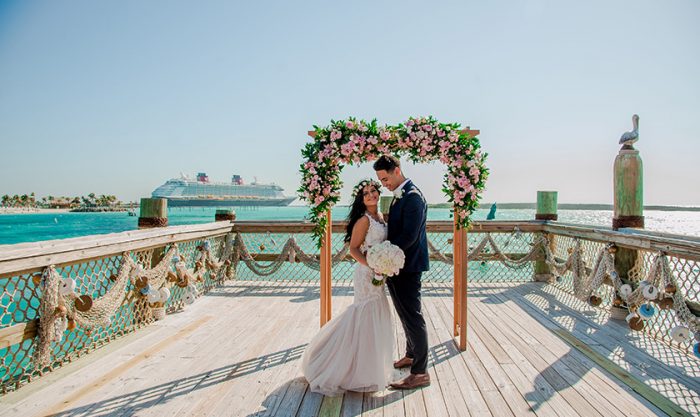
left=0, top=222, right=234, bottom=278
left=542, top=223, right=700, bottom=261
left=459, top=128, right=480, bottom=137
left=0, top=319, right=37, bottom=348
left=230, top=220, right=546, bottom=234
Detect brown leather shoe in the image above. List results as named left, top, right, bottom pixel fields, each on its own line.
left=393, top=356, right=414, bottom=369
left=389, top=373, right=431, bottom=390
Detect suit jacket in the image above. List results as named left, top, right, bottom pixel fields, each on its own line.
left=387, top=180, right=429, bottom=273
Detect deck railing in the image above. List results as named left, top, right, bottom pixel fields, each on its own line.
left=0, top=219, right=698, bottom=394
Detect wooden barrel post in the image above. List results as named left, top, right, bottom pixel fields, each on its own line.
left=138, top=198, right=168, bottom=229
left=534, top=191, right=558, bottom=283
left=379, top=195, right=392, bottom=220
left=453, top=211, right=468, bottom=351
left=215, top=209, right=236, bottom=222
left=134, top=198, right=167, bottom=279
left=138, top=198, right=168, bottom=268
left=613, top=146, right=644, bottom=283
left=320, top=209, right=332, bottom=327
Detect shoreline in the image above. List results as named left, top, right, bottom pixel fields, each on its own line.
left=0, top=208, right=73, bottom=215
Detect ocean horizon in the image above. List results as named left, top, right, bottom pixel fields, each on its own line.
left=1, top=206, right=699, bottom=245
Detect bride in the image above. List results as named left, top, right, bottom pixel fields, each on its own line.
left=301, top=179, right=395, bottom=396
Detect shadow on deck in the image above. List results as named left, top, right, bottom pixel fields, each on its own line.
left=0, top=280, right=697, bottom=417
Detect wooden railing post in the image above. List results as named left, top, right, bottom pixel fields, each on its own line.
left=138, top=198, right=168, bottom=229
left=534, top=191, right=558, bottom=283
left=215, top=209, right=236, bottom=222
left=320, top=210, right=332, bottom=327
left=138, top=198, right=169, bottom=268
left=613, top=143, right=644, bottom=284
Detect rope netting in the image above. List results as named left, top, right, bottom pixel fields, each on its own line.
left=546, top=236, right=700, bottom=354
left=1, top=224, right=698, bottom=395
left=0, top=234, right=232, bottom=393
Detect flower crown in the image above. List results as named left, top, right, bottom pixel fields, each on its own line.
left=352, top=179, right=382, bottom=199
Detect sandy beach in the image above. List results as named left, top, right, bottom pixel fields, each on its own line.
left=0, top=207, right=72, bottom=215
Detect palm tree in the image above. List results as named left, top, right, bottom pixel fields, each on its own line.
left=1, top=195, right=9, bottom=207
left=20, top=194, right=28, bottom=207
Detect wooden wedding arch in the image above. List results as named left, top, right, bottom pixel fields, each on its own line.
left=305, top=121, right=482, bottom=351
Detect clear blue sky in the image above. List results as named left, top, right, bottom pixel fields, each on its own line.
left=1, top=0, right=698, bottom=205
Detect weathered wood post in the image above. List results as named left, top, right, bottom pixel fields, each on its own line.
left=138, top=198, right=168, bottom=229
left=379, top=196, right=392, bottom=219
left=534, top=191, right=558, bottom=282
left=613, top=135, right=644, bottom=284
left=215, top=209, right=236, bottom=281
left=138, top=198, right=169, bottom=267
left=215, top=209, right=236, bottom=222
left=137, top=198, right=168, bottom=320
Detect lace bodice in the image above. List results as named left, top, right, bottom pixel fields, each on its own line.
left=360, top=213, right=387, bottom=253
left=355, top=213, right=388, bottom=301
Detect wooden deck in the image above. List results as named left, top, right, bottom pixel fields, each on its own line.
left=0, top=280, right=698, bottom=417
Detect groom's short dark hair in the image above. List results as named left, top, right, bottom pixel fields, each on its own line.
left=373, top=155, right=400, bottom=172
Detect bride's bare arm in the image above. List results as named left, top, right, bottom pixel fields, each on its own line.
left=349, top=216, right=370, bottom=266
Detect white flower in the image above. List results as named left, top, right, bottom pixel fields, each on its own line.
left=367, top=241, right=405, bottom=277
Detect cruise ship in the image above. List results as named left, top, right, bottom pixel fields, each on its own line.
left=151, top=173, right=296, bottom=207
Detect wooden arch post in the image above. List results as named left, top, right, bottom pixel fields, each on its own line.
left=320, top=209, right=332, bottom=326
left=453, top=127, right=478, bottom=352
left=308, top=130, right=333, bottom=327
left=453, top=215, right=468, bottom=351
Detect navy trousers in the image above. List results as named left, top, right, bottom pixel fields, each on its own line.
left=386, top=271, right=428, bottom=374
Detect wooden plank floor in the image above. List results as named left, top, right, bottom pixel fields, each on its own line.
left=0, top=280, right=697, bottom=417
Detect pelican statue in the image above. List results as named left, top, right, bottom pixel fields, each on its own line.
left=619, top=114, right=639, bottom=149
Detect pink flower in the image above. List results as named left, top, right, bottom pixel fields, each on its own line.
left=314, top=195, right=325, bottom=205
left=379, top=130, right=391, bottom=140
left=406, top=119, right=415, bottom=127
left=330, top=130, right=342, bottom=140
left=346, top=121, right=355, bottom=129
left=437, top=129, right=446, bottom=137
left=359, top=124, right=368, bottom=132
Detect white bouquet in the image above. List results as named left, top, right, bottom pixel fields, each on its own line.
left=366, top=241, right=405, bottom=286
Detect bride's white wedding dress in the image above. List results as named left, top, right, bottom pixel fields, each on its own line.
left=301, top=213, right=394, bottom=396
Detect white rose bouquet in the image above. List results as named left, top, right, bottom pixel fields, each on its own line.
left=366, top=241, right=405, bottom=286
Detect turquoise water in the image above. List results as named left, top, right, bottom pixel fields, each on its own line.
left=1, top=207, right=699, bottom=245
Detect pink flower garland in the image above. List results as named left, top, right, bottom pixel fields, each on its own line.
left=299, top=116, right=488, bottom=247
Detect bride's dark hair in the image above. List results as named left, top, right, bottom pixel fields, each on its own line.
left=345, top=179, right=382, bottom=242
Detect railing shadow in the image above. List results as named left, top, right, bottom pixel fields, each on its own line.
left=204, top=281, right=457, bottom=303
left=43, top=344, right=306, bottom=417
left=470, top=282, right=700, bottom=415
left=246, top=339, right=461, bottom=416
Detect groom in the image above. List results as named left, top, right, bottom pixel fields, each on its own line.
left=374, top=155, right=430, bottom=389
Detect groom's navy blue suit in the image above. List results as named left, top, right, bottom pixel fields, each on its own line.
left=387, top=180, right=429, bottom=375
